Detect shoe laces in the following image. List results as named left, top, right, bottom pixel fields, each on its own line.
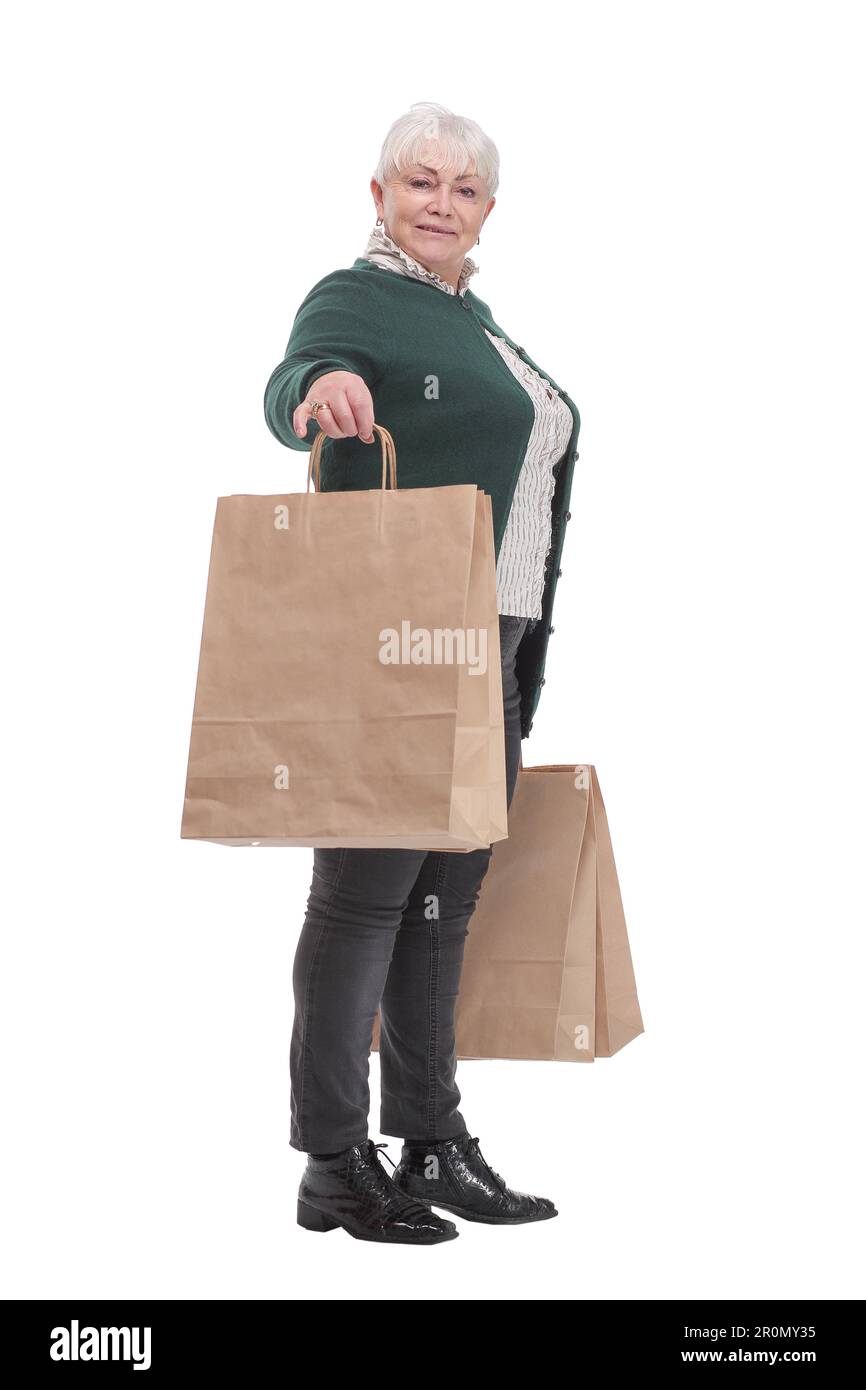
left=466, top=1135, right=508, bottom=1193
left=373, top=1141, right=395, bottom=1170
left=351, top=1142, right=393, bottom=1196
left=357, top=1143, right=435, bottom=1221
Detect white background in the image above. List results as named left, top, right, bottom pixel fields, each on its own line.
left=2, top=0, right=864, bottom=1301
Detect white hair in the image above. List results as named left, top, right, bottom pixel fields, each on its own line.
left=373, top=101, right=500, bottom=197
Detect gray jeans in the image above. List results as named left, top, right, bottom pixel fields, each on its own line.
left=289, top=613, right=529, bottom=1152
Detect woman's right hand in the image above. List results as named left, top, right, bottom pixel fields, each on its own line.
left=293, top=371, right=376, bottom=444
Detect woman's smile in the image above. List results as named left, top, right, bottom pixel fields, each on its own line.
left=416, top=224, right=458, bottom=236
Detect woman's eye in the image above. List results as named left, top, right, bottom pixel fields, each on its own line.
left=407, top=178, right=476, bottom=196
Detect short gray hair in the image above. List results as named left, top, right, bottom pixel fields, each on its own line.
left=374, top=101, right=500, bottom=197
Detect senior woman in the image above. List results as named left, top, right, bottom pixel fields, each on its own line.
left=264, top=102, right=581, bottom=1246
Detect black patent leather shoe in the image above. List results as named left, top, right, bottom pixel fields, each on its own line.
left=297, top=1140, right=459, bottom=1244
left=392, top=1133, right=558, bottom=1225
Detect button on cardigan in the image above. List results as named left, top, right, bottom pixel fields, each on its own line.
left=358, top=223, right=574, bottom=620
left=263, top=243, right=581, bottom=738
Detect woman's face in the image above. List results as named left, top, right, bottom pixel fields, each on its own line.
left=371, top=147, right=495, bottom=285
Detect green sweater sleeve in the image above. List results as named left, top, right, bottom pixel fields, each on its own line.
left=263, top=270, right=390, bottom=452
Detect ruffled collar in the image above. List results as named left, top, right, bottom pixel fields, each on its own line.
left=359, top=221, right=479, bottom=297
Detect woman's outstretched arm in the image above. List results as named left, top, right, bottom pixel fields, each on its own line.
left=263, top=270, right=390, bottom=450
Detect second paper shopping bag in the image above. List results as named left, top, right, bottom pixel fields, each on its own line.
left=181, top=424, right=507, bottom=850
left=452, top=764, right=644, bottom=1061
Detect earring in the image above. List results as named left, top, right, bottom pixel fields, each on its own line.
left=376, top=216, right=383, bottom=225
left=476, top=236, right=480, bottom=244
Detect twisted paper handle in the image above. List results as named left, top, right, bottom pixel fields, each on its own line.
left=306, top=422, right=397, bottom=493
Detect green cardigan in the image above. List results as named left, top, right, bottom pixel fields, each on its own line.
left=263, top=259, right=581, bottom=738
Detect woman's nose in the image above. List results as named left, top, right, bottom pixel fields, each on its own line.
left=427, top=188, right=454, bottom=216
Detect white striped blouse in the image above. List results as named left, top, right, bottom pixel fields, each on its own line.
left=359, top=222, right=572, bottom=619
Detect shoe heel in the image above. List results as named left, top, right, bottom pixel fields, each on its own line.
left=297, top=1198, right=340, bottom=1233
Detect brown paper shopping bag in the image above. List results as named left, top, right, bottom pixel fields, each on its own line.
left=370, top=763, right=642, bottom=1061
left=453, top=764, right=643, bottom=1060
left=181, top=424, right=507, bottom=850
